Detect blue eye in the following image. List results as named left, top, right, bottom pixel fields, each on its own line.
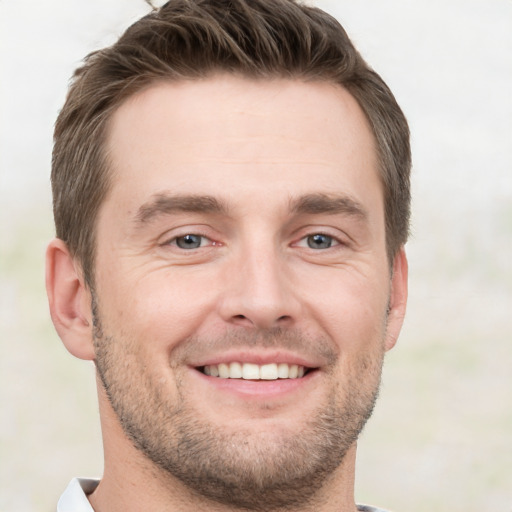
left=174, top=234, right=205, bottom=249
left=306, top=234, right=335, bottom=249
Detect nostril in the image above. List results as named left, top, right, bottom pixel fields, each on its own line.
left=230, top=314, right=254, bottom=328
left=227, top=312, right=294, bottom=329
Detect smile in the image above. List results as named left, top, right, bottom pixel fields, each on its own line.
left=201, top=362, right=309, bottom=380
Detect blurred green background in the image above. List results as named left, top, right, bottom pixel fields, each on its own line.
left=1, top=1, right=511, bottom=511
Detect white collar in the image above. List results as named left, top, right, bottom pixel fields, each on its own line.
left=57, top=478, right=99, bottom=512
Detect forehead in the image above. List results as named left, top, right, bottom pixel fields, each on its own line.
left=104, top=76, right=380, bottom=216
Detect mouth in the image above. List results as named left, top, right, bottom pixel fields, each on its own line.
left=199, top=362, right=315, bottom=380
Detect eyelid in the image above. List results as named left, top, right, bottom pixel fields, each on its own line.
left=291, top=226, right=349, bottom=248
left=157, top=225, right=220, bottom=248
left=294, top=233, right=341, bottom=249
left=170, top=234, right=213, bottom=248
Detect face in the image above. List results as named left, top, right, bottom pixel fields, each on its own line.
left=91, top=76, right=406, bottom=509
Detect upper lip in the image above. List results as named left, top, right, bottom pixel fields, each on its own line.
left=189, top=350, right=324, bottom=369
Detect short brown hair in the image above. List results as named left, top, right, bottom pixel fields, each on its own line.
left=52, top=0, right=411, bottom=287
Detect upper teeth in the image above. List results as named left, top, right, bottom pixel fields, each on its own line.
left=203, top=362, right=306, bottom=380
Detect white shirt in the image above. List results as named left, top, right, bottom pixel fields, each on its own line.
left=57, top=478, right=98, bottom=512
left=57, top=478, right=389, bottom=512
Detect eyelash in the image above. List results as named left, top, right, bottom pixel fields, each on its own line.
left=294, top=233, right=342, bottom=250
left=164, top=233, right=216, bottom=250
left=162, top=232, right=345, bottom=252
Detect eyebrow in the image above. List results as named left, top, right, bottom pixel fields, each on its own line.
left=135, top=193, right=229, bottom=224
left=289, top=193, right=368, bottom=220
left=134, top=191, right=368, bottom=226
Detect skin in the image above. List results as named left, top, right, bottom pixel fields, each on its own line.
left=46, top=76, right=408, bottom=512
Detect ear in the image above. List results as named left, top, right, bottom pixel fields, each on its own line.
left=45, top=238, right=95, bottom=360
left=384, top=246, right=408, bottom=352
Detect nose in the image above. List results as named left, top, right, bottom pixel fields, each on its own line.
left=218, top=242, right=301, bottom=330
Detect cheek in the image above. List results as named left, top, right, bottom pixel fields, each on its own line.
left=300, top=267, right=390, bottom=352
left=96, top=265, right=221, bottom=351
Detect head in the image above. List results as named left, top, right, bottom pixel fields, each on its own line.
left=52, top=0, right=410, bottom=290
left=47, top=1, right=410, bottom=510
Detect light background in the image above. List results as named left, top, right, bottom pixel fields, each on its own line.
left=1, top=1, right=511, bottom=511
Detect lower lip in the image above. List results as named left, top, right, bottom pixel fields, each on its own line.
left=192, top=368, right=319, bottom=398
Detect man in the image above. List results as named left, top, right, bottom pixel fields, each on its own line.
left=46, top=0, right=410, bottom=510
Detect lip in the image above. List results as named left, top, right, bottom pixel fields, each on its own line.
left=195, top=368, right=319, bottom=398
left=189, top=364, right=321, bottom=400
left=185, top=349, right=326, bottom=401
left=190, top=349, right=324, bottom=369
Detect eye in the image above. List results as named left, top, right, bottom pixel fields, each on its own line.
left=172, top=234, right=210, bottom=249
left=307, top=233, right=337, bottom=249
left=298, top=233, right=339, bottom=250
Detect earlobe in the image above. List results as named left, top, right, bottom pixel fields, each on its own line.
left=384, top=247, right=408, bottom=352
left=45, top=238, right=95, bottom=360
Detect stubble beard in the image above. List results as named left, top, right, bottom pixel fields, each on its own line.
left=92, top=298, right=385, bottom=511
